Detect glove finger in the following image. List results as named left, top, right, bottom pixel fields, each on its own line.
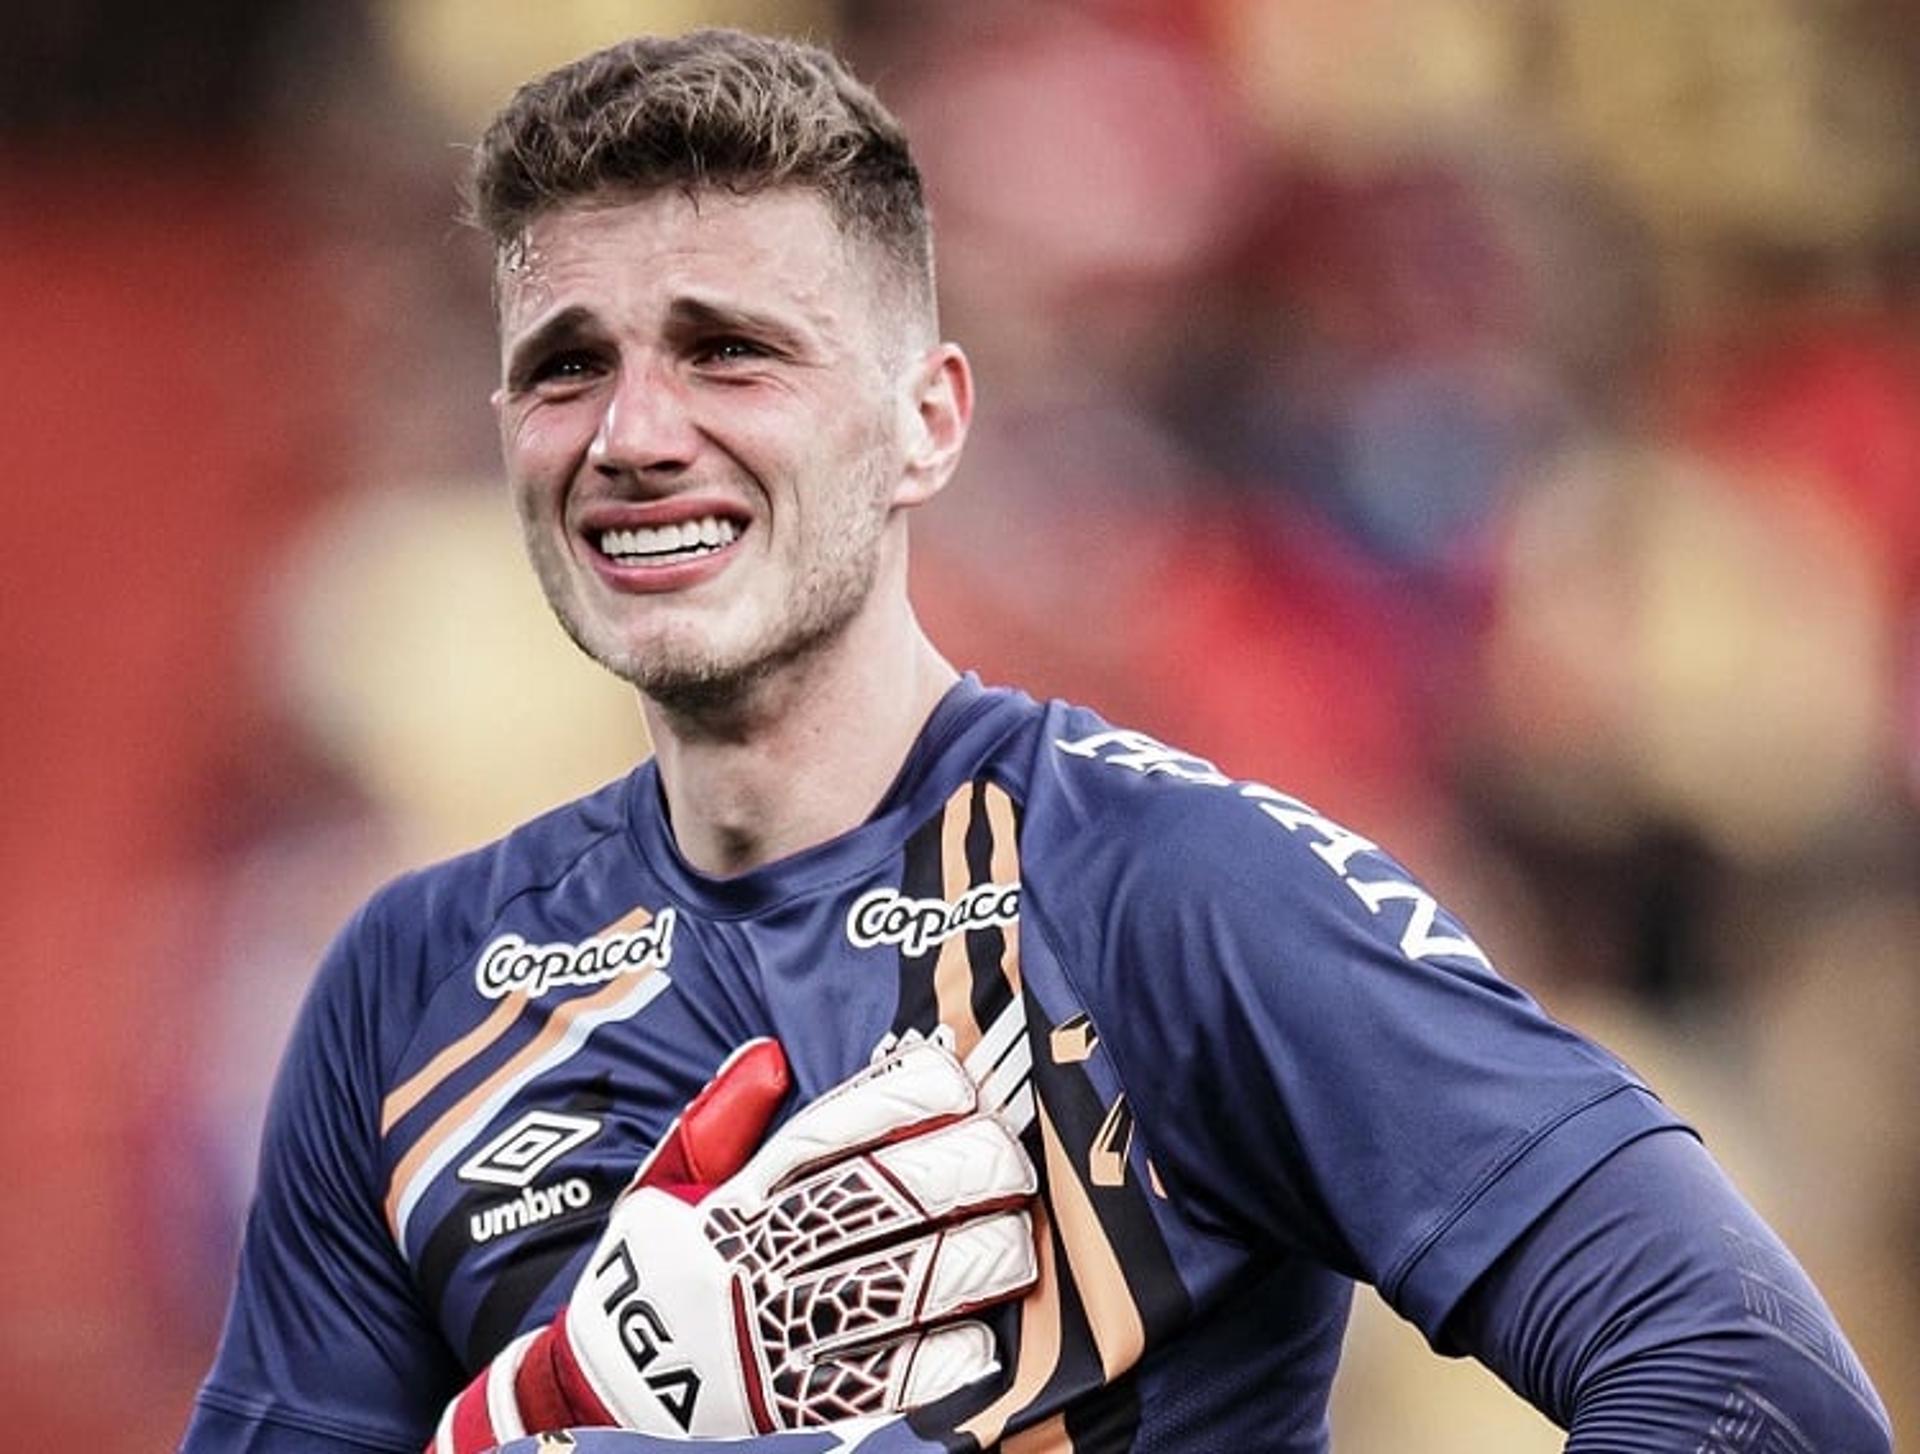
left=737, top=1116, right=1033, bottom=1274
left=911, top=1209, right=1039, bottom=1321
left=889, top=1321, right=1000, bottom=1408
left=869, top=1114, right=1037, bottom=1218
left=725, top=1040, right=977, bottom=1207
left=629, top=1037, right=791, bottom=1201
left=738, top=1116, right=1038, bottom=1278
left=737, top=1114, right=1036, bottom=1267
left=778, top=1322, right=998, bottom=1427
left=757, top=1210, right=1037, bottom=1358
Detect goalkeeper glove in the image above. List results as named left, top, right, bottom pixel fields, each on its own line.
left=431, top=1037, right=1039, bottom=1452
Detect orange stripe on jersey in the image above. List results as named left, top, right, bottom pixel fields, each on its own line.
left=1039, top=1101, right=1146, bottom=1380
left=959, top=1198, right=1062, bottom=1449
left=379, top=904, right=657, bottom=1135
left=381, top=996, right=525, bottom=1135
left=1089, top=1095, right=1134, bottom=1189
left=932, top=786, right=985, bottom=1059
left=984, top=781, right=1023, bottom=992
left=1003, top=1412, right=1070, bottom=1453
left=382, top=908, right=660, bottom=1239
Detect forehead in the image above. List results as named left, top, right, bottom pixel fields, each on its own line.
left=497, top=187, right=865, bottom=340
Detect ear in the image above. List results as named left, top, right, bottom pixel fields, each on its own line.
left=894, top=343, right=974, bottom=508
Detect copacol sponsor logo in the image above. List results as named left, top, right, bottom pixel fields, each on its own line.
left=475, top=909, right=677, bottom=999
left=846, top=881, right=1021, bottom=958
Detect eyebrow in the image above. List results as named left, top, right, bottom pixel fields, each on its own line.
left=502, top=304, right=598, bottom=387
left=501, top=294, right=820, bottom=388
left=664, top=296, right=811, bottom=355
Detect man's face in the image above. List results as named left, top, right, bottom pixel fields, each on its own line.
left=494, top=187, right=919, bottom=703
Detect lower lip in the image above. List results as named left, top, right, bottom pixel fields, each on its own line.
left=583, top=537, right=741, bottom=591
left=585, top=533, right=745, bottom=593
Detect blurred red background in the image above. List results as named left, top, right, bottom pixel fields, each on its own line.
left=3, top=3, right=1916, bottom=1448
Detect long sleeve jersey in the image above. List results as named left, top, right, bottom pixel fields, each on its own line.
left=183, top=677, right=1888, bottom=1452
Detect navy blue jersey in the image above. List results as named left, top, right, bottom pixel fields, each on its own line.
left=183, top=677, right=1681, bottom=1453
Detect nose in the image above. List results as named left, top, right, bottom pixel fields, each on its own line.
left=588, top=360, right=698, bottom=481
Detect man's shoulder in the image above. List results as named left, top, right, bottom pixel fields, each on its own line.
left=1018, top=706, right=1280, bottom=858
left=383, top=769, right=638, bottom=910
left=1017, top=706, right=1422, bottom=939
left=346, top=770, right=642, bottom=1001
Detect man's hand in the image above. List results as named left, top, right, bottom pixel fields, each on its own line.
left=432, top=1038, right=1040, bottom=1452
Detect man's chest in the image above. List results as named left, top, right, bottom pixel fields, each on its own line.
left=377, top=784, right=1314, bottom=1448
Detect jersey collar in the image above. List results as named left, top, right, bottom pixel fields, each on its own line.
left=625, top=673, right=1024, bottom=919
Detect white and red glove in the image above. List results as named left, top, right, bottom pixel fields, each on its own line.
left=431, top=1038, right=1039, bottom=1452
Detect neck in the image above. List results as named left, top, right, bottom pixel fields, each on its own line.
left=639, top=603, right=959, bottom=878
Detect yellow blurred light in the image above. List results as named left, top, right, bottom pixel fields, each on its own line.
left=1218, top=0, right=1533, bottom=157
left=1487, top=442, right=1893, bottom=862
left=278, top=478, right=648, bottom=855
left=1631, top=456, right=1890, bottom=860
left=378, top=0, right=839, bottom=131
left=1547, top=0, right=1913, bottom=244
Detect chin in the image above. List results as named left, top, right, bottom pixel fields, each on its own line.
left=575, top=620, right=766, bottom=703
left=545, top=590, right=734, bottom=686
left=548, top=562, right=878, bottom=710
left=615, top=614, right=864, bottom=716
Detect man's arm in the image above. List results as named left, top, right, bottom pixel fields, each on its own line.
left=1040, top=733, right=1888, bottom=1443
left=181, top=897, right=465, bottom=1454
left=1443, top=1128, right=1893, bottom=1453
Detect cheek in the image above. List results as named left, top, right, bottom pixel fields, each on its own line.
left=805, top=396, right=899, bottom=492
left=504, top=407, right=588, bottom=501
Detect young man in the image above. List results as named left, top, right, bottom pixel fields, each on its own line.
left=182, top=29, right=1893, bottom=1454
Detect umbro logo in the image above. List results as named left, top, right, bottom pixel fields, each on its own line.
left=469, top=1178, right=595, bottom=1243
left=459, top=1110, right=601, bottom=1189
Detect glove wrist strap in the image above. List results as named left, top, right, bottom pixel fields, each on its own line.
left=515, top=1310, right=617, bottom=1431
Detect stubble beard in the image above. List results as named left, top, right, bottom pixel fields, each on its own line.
left=524, top=457, right=895, bottom=721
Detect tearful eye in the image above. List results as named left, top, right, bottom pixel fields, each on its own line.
left=533, top=350, right=601, bottom=383
left=697, top=337, right=768, bottom=365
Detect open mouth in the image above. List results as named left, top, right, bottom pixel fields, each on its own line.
left=596, top=515, right=742, bottom=567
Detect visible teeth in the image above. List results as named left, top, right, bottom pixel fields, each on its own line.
left=600, top=516, right=739, bottom=562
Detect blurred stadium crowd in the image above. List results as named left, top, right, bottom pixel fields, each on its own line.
left=3, top=1, right=1917, bottom=1448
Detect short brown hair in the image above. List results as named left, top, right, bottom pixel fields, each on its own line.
left=468, top=28, right=931, bottom=307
